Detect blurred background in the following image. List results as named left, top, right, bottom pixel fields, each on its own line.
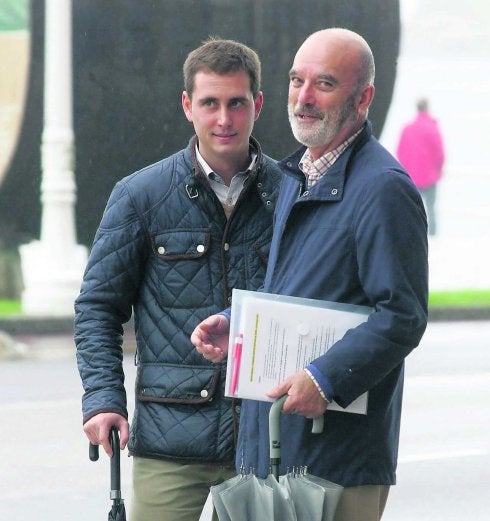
left=1, top=0, right=401, bottom=307
left=381, top=0, right=490, bottom=290
left=383, top=0, right=490, bottom=179
left=1, top=0, right=489, bottom=302
left=0, top=0, right=399, bottom=247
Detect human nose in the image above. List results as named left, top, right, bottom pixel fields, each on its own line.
left=217, top=106, right=232, bottom=126
left=296, top=82, right=315, bottom=105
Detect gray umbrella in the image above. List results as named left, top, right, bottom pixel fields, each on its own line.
left=207, top=396, right=343, bottom=521
left=89, top=428, right=126, bottom=521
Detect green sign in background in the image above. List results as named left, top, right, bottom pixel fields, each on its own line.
left=0, top=0, right=29, bottom=31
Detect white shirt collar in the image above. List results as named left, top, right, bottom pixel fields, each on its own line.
left=194, top=145, right=257, bottom=180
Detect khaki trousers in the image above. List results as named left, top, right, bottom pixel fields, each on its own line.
left=334, top=484, right=390, bottom=521
left=130, top=456, right=235, bottom=521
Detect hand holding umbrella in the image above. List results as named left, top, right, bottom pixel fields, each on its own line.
left=89, top=427, right=127, bottom=521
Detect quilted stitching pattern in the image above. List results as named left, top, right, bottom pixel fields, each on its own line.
left=75, top=139, right=282, bottom=461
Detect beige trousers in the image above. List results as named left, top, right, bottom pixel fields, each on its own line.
left=130, top=456, right=235, bottom=521
left=334, top=484, right=390, bottom=521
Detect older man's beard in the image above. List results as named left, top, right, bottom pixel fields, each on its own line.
left=288, top=96, right=357, bottom=149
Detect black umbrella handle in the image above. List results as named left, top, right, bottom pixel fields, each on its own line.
left=88, top=428, right=122, bottom=499
left=110, top=427, right=122, bottom=499
left=89, top=440, right=99, bottom=461
left=88, top=428, right=117, bottom=462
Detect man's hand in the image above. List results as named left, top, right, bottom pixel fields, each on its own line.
left=191, top=314, right=230, bottom=363
left=267, top=370, right=329, bottom=419
left=83, top=412, right=129, bottom=457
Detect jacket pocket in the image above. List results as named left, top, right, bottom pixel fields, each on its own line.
left=137, top=362, right=221, bottom=404
left=152, top=228, right=210, bottom=260
left=150, top=228, right=212, bottom=308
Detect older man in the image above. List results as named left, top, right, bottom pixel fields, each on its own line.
left=192, top=28, right=428, bottom=521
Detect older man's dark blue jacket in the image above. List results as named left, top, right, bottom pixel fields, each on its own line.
left=75, top=136, right=282, bottom=463
left=236, top=122, right=428, bottom=486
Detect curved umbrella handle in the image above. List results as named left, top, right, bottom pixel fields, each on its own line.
left=88, top=427, right=119, bottom=464
left=269, top=395, right=324, bottom=479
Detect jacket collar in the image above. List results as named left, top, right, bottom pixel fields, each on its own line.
left=278, top=121, right=372, bottom=201
left=182, top=135, right=279, bottom=210
left=184, top=135, right=264, bottom=180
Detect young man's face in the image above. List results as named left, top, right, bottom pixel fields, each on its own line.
left=182, top=70, right=263, bottom=173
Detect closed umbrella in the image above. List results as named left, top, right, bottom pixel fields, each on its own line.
left=207, top=396, right=343, bottom=521
left=89, top=427, right=127, bottom=521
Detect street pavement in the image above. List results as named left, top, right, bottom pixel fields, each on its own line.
left=1, top=320, right=489, bottom=520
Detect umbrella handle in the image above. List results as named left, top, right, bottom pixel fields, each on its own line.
left=87, top=427, right=119, bottom=463
left=88, top=428, right=122, bottom=500
left=269, top=395, right=324, bottom=476
left=89, top=441, right=99, bottom=461
left=110, top=427, right=122, bottom=500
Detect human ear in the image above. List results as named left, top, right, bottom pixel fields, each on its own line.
left=357, top=84, right=375, bottom=116
left=254, top=91, right=264, bottom=120
left=182, top=91, right=193, bottom=122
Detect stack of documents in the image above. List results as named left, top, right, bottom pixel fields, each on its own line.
left=226, top=289, right=372, bottom=414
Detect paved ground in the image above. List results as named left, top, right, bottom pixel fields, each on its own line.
left=3, top=321, right=488, bottom=520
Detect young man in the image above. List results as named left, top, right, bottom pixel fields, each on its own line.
left=75, top=38, right=282, bottom=521
left=191, top=28, right=428, bottom=521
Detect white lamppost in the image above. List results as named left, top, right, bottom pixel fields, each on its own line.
left=19, top=0, right=87, bottom=316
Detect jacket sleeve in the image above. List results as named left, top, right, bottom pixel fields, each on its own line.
left=310, top=170, right=428, bottom=407
left=74, top=180, right=148, bottom=422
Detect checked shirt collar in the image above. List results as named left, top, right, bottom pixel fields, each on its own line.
left=299, top=126, right=363, bottom=188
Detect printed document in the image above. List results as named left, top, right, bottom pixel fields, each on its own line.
left=226, top=289, right=372, bottom=414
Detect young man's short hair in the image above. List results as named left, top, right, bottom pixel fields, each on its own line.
left=183, top=37, right=261, bottom=99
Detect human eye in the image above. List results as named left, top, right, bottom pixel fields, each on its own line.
left=289, top=75, right=303, bottom=87
left=318, top=81, right=333, bottom=89
left=201, top=98, right=217, bottom=108
left=317, top=76, right=336, bottom=90
left=229, top=98, right=246, bottom=109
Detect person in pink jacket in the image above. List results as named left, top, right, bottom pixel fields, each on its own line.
left=397, top=98, right=445, bottom=235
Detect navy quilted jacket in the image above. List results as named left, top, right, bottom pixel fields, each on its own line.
left=75, top=136, right=282, bottom=463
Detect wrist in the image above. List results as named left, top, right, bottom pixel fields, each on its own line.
left=304, top=367, right=331, bottom=404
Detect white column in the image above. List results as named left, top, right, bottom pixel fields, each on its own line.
left=19, top=0, right=87, bottom=316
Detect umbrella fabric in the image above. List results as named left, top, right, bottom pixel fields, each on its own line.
left=108, top=500, right=126, bottom=521
left=210, top=474, right=255, bottom=521
left=299, top=473, right=343, bottom=521
left=264, top=474, right=297, bottom=520
left=280, top=473, right=324, bottom=520
left=206, top=396, right=343, bottom=521
left=215, top=474, right=274, bottom=521
left=281, top=471, right=343, bottom=521
left=210, top=470, right=340, bottom=521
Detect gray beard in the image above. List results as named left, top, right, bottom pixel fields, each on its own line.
left=287, top=99, right=356, bottom=149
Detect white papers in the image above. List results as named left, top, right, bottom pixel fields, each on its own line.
left=226, top=289, right=372, bottom=414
